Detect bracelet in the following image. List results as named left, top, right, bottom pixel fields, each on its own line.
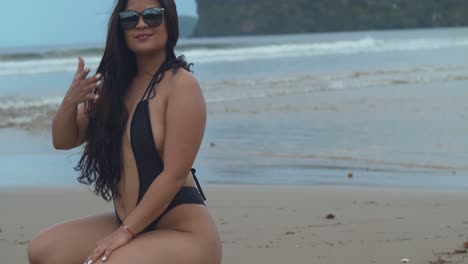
left=121, top=224, right=136, bottom=238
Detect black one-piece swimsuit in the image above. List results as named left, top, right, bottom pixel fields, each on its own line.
left=114, top=64, right=206, bottom=234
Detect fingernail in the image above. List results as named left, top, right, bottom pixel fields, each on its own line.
left=102, top=256, right=107, bottom=261
left=94, top=94, right=99, bottom=100
left=84, top=68, right=90, bottom=72
left=96, top=80, right=102, bottom=86
left=96, top=73, right=102, bottom=79
left=87, top=260, right=92, bottom=264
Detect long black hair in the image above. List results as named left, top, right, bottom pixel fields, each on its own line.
left=74, top=0, right=193, bottom=202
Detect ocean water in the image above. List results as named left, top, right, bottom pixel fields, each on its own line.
left=1, top=27, right=468, bottom=190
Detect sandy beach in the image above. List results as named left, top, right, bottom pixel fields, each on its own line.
left=1, top=185, right=467, bottom=264
left=2, top=13, right=468, bottom=264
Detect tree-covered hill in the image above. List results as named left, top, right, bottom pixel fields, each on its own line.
left=179, top=16, right=198, bottom=38
left=194, top=0, right=468, bottom=36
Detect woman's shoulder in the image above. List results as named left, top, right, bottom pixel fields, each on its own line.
left=165, top=67, right=202, bottom=98
left=157, top=67, right=206, bottom=121
left=166, top=67, right=198, bottom=87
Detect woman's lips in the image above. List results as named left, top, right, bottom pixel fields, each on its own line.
left=135, top=34, right=152, bottom=41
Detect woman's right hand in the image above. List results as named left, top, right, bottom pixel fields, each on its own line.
left=64, top=57, right=103, bottom=106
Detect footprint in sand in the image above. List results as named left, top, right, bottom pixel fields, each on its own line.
left=398, top=237, right=412, bottom=241
left=257, top=242, right=275, bottom=249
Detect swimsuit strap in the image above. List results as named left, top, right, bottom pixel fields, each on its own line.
left=191, top=168, right=207, bottom=201
left=140, top=60, right=168, bottom=102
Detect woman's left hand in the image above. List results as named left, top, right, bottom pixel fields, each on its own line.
left=84, top=226, right=134, bottom=264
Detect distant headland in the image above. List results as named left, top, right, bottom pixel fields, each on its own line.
left=188, top=0, right=468, bottom=37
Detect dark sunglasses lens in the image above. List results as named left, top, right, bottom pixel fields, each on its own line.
left=119, top=11, right=139, bottom=30
left=142, top=9, right=163, bottom=27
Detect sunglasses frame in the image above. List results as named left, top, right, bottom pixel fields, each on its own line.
left=119, top=7, right=166, bottom=30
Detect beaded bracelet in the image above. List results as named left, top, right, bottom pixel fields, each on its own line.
left=121, top=224, right=136, bottom=238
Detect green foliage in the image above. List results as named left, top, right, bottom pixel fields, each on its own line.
left=194, top=0, right=468, bottom=36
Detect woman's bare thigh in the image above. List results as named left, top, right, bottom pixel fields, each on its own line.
left=93, top=229, right=222, bottom=264
left=28, top=212, right=120, bottom=264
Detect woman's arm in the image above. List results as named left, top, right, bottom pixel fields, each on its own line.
left=52, top=101, right=89, bottom=150
left=52, top=57, right=101, bottom=150
left=122, top=70, right=206, bottom=235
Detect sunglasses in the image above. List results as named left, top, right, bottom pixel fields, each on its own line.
left=119, top=7, right=165, bottom=30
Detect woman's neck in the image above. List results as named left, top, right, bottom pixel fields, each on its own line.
left=135, top=50, right=167, bottom=79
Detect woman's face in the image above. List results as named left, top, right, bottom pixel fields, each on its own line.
left=122, top=0, right=168, bottom=56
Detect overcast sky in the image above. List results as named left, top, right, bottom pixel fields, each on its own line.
left=0, top=0, right=197, bottom=48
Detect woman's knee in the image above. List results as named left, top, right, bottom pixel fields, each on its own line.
left=26, top=213, right=118, bottom=263
left=27, top=230, right=54, bottom=264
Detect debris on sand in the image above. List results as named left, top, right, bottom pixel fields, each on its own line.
left=14, top=240, right=29, bottom=245
left=430, top=248, right=468, bottom=264
left=433, top=249, right=467, bottom=255
left=429, top=256, right=449, bottom=264
left=326, top=213, right=335, bottom=219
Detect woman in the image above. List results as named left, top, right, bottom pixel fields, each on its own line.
left=27, top=0, right=222, bottom=263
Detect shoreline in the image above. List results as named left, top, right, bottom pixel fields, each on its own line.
left=1, top=184, right=467, bottom=263
left=0, top=173, right=466, bottom=194
left=2, top=181, right=468, bottom=194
